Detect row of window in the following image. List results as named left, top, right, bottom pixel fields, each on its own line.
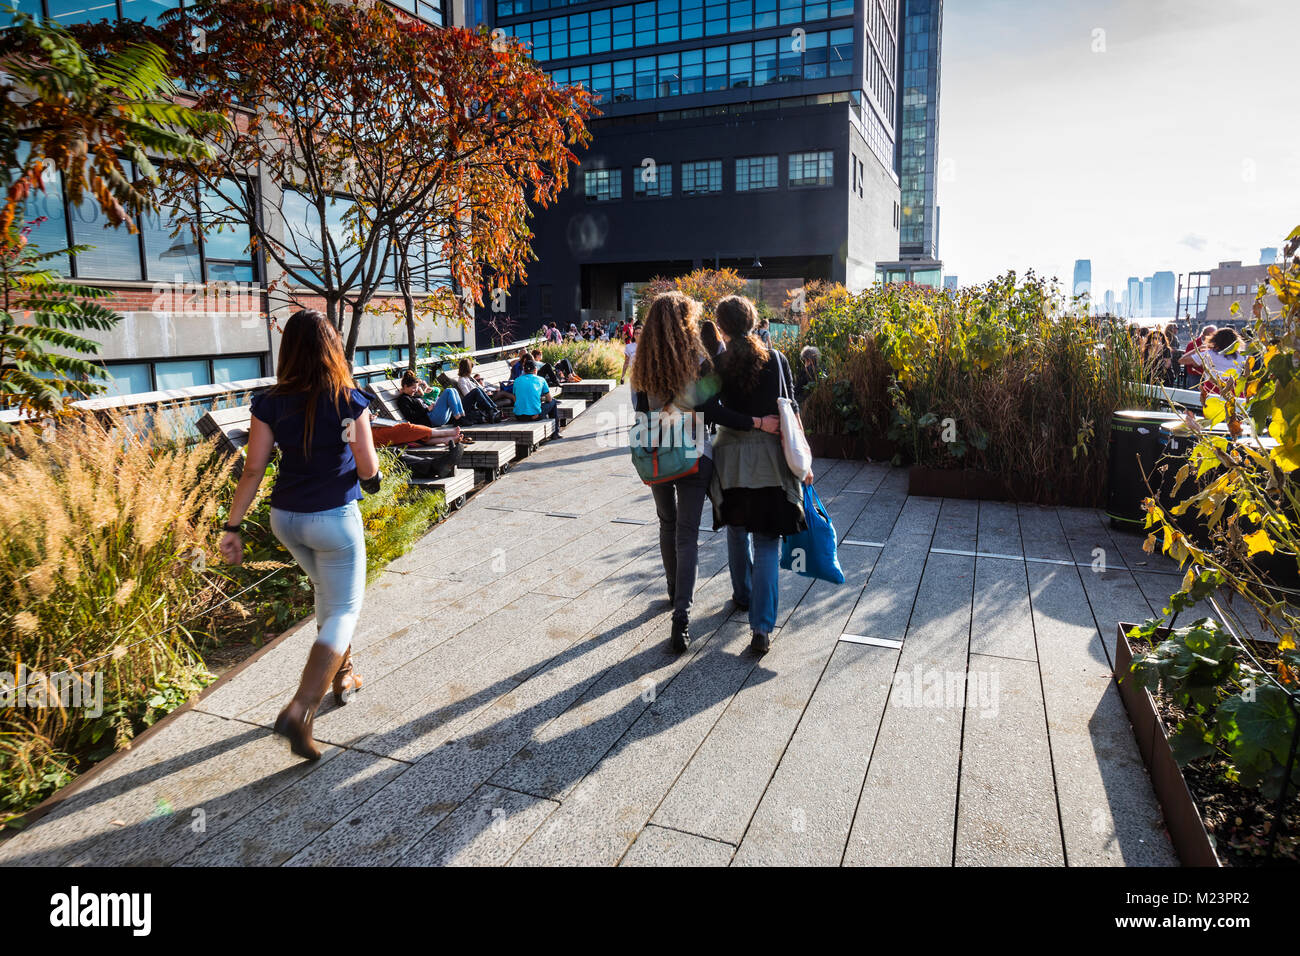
left=17, top=147, right=259, bottom=285
left=102, top=343, right=457, bottom=398
left=547, top=29, right=854, bottom=104
left=1210, top=284, right=1252, bottom=296
left=17, top=147, right=449, bottom=293
left=104, top=354, right=264, bottom=398
left=583, top=150, right=834, bottom=201
left=14, top=0, right=443, bottom=26
left=498, top=0, right=853, bottom=62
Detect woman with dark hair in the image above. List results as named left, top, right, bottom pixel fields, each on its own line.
left=710, top=295, right=812, bottom=654
left=631, top=291, right=760, bottom=651
left=219, top=310, right=379, bottom=761
left=698, top=318, right=724, bottom=361
left=1180, top=326, right=1244, bottom=399
left=454, top=357, right=507, bottom=419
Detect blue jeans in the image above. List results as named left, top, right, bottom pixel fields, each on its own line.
left=727, top=526, right=781, bottom=635
left=428, top=388, right=464, bottom=426
left=270, top=502, right=367, bottom=653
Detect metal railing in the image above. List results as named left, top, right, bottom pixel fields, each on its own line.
left=1, top=338, right=541, bottom=432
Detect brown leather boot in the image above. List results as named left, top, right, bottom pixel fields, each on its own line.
left=274, top=643, right=343, bottom=761
left=332, top=645, right=363, bottom=706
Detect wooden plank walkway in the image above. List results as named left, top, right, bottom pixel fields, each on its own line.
left=0, top=386, right=1181, bottom=867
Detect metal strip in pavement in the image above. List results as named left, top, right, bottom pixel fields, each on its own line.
left=545, top=512, right=580, bottom=519
left=839, top=634, right=904, bottom=649
left=928, top=547, right=1183, bottom=576
left=841, top=539, right=886, bottom=548
left=611, top=517, right=649, bottom=525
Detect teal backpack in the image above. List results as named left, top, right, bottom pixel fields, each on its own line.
left=629, top=392, right=703, bottom=485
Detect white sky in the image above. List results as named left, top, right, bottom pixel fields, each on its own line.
left=936, top=0, right=1300, bottom=298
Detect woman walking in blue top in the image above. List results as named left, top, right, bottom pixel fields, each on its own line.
left=218, top=310, right=380, bottom=761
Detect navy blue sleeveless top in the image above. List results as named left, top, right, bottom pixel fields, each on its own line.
left=250, top=387, right=371, bottom=513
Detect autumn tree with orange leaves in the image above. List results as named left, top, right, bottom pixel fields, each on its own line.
left=149, top=0, right=592, bottom=359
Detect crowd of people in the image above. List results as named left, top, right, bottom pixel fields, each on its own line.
left=1128, top=321, right=1246, bottom=400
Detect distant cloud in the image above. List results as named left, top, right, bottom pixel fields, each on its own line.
left=1179, top=234, right=1209, bottom=251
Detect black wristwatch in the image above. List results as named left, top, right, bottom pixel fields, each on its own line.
left=223, top=523, right=241, bottom=533
left=360, top=470, right=383, bottom=495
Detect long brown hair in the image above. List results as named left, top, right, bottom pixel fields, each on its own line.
left=715, top=295, right=769, bottom=391
left=630, top=291, right=706, bottom=403
left=270, top=309, right=355, bottom=452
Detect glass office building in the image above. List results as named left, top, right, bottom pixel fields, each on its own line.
left=483, top=0, right=908, bottom=331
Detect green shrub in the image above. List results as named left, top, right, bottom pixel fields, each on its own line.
left=539, top=340, right=623, bottom=380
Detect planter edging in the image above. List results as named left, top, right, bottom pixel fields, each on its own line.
left=1114, top=623, right=1222, bottom=867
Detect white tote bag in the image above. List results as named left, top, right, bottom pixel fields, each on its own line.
left=775, top=353, right=812, bottom=481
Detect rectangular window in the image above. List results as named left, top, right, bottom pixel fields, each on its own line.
left=1236, top=284, right=1247, bottom=295
left=657, top=52, right=680, bottom=97
left=142, top=190, right=202, bottom=285
left=154, top=359, right=212, bottom=391
left=681, top=160, right=722, bottom=195
left=736, top=155, right=778, bottom=191
left=213, top=355, right=263, bottom=384
left=681, top=48, right=704, bottom=94
left=634, top=163, right=672, bottom=198
left=104, top=362, right=152, bottom=398
left=13, top=142, right=71, bottom=276
left=789, top=150, right=834, bottom=187
left=47, top=0, right=120, bottom=24
left=729, top=41, right=752, bottom=89
left=584, top=168, right=622, bottom=202
left=70, top=160, right=143, bottom=280
left=828, top=27, right=854, bottom=77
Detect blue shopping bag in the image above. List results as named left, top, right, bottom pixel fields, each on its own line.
left=780, top=485, right=845, bottom=584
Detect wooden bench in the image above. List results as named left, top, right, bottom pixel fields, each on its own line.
left=459, top=438, right=516, bottom=478
left=555, top=397, right=587, bottom=426
left=413, top=466, right=474, bottom=510
left=366, top=379, right=403, bottom=419
left=460, top=417, right=555, bottom=456
left=197, top=405, right=254, bottom=455
left=559, top=378, right=617, bottom=400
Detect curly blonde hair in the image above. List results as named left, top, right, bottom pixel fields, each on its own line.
left=630, top=291, right=706, bottom=403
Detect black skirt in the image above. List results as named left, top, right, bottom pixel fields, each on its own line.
left=715, top=486, right=807, bottom=538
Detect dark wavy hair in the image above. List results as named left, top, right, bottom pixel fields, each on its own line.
left=270, top=310, right=355, bottom=453
left=714, top=295, right=769, bottom=392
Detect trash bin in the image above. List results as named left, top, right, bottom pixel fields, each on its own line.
left=1106, top=410, right=1184, bottom=528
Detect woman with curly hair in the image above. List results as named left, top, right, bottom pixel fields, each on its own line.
left=631, top=291, right=759, bottom=651
left=711, top=295, right=812, bottom=654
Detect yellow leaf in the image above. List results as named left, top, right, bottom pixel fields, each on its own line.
left=1243, top=529, right=1274, bottom=556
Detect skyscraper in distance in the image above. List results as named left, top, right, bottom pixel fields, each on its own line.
left=1151, top=271, right=1175, bottom=318
left=1261, top=247, right=1279, bottom=265
left=1072, top=259, right=1091, bottom=300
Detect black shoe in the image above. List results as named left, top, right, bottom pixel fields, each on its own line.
left=671, top=619, right=690, bottom=653
left=750, top=630, right=772, bottom=654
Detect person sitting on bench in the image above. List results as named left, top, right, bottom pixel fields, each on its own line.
left=512, top=358, right=559, bottom=422
left=395, top=371, right=475, bottom=442
left=458, top=357, right=512, bottom=413
left=529, top=349, right=579, bottom=389
left=356, top=384, right=463, bottom=447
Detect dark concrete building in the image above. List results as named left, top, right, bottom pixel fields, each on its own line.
left=480, top=0, right=906, bottom=337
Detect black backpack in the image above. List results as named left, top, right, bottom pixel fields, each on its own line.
left=399, top=442, right=463, bottom=480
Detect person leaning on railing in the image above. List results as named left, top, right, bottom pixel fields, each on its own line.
left=218, top=309, right=380, bottom=761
